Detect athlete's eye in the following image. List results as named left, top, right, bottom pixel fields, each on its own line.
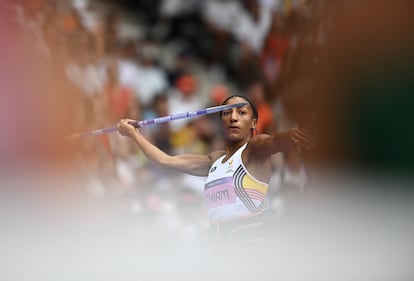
left=222, top=110, right=231, bottom=116
left=239, top=110, right=247, bottom=115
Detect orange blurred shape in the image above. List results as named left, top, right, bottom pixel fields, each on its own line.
left=210, top=85, right=230, bottom=105
left=175, top=75, right=197, bottom=95
left=63, top=13, right=78, bottom=33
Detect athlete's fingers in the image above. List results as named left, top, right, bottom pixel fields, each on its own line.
left=295, top=129, right=317, bottom=149
left=296, top=128, right=313, bottom=141
left=117, top=119, right=135, bottom=136
left=298, top=135, right=314, bottom=150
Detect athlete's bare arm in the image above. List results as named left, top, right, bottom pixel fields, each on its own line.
left=118, top=119, right=224, bottom=176
left=163, top=151, right=225, bottom=176
left=242, top=128, right=314, bottom=182
left=247, top=128, right=314, bottom=157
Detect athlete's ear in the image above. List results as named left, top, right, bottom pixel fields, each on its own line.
left=251, top=118, right=257, bottom=130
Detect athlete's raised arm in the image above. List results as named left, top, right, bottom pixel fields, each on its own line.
left=117, top=118, right=223, bottom=176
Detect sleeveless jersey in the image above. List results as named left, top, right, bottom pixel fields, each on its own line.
left=204, top=143, right=269, bottom=222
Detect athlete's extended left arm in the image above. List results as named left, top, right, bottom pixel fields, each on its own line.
left=249, top=128, right=315, bottom=156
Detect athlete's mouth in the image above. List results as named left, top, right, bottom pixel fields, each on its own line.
left=228, top=126, right=239, bottom=130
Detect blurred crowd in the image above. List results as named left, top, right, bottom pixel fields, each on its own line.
left=4, top=0, right=331, bottom=242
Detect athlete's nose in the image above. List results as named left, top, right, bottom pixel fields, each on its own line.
left=230, top=109, right=238, bottom=122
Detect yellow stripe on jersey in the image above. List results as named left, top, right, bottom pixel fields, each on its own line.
left=241, top=173, right=268, bottom=196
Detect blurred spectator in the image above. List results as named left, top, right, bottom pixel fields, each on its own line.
left=165, top=43, right=195, bottom=86
left=63, top=8, right=104, bottom=98
left=143, top=94, right=172, bottom=154
left=40, top=7, right=65, bottom=63
left=15, top=0, right=47, bottom=33
left=135, top=41, right=168, bottom=108
left=247, top=80, right=277, bottom=134
left=77, top=95, right=116, bottom=195
left=94, top=10, right=121, bottom=58
left=234, top=0, right=273, bottom=54
left=167, top=74, right=204, bottom=153
left=201, top=0, right=241, bottom=68
left=103, top=61, right=136, bottom=123
left=117, top=39, right=142, bottom=99
left=232, top=0, right=273, bottom=85
left=209, top=84, right=230, bottom=106
left=260, top=11, right=291, bottom=96
left=155, top=0, right=203, bottom=60
left=117, top=39, right=168, bottom=109
left=159, top=0, right=199, bottom=19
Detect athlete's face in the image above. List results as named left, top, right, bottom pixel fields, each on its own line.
left=221, top=97, right=257, bottom=142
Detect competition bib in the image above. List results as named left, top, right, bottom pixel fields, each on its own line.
left=204, top=177, right=237, bottom=209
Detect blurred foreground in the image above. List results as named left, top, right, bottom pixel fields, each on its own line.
left=1, top=172, right=414, bottom=281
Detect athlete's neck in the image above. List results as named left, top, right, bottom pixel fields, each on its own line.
left=223, top=140, right=249, bottom=162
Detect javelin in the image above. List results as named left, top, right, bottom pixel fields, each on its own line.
left=67, top=102, right=248, bottom=139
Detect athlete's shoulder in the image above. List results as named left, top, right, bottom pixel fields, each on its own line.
left=248, top=133, right=272, bottom=145
left=245, top=134, right=273, bottom=157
